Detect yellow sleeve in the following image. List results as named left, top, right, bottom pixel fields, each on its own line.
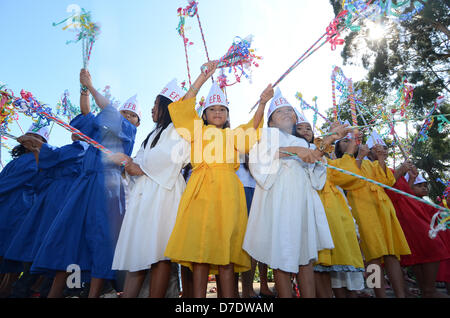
left=327, top=154, right=365, bottom=191
left=361, top=160, right=395, bottom=187
left=168, top=97, right=203, bottom=143
left=233, top=116, right=264, bottom=154
left=373, top=161, right=396, bottom=187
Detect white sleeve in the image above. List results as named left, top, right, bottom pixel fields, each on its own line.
left=249, top=128, right=282, bottom=190
left=136, top=125, right=190, bottom=190
left=302, top=143, right=327, bottom=191
left=307, top=161, right=327, bottom=191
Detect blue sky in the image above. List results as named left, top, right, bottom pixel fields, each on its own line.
left=0, top=0, right=368, bottom=165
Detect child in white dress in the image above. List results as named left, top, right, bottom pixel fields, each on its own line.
left=243, top=88, right=349, bottom=298
left=111, top=80, right=190, bottom=298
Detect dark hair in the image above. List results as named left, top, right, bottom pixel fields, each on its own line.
left=334, top=140, right=344, bottom=159
left=10, top=134, right=47, bottom=159
left=242, top=154, right=250, bottom=171
left=182, top=163, right=192, bottom=181
left=142, top=95, right=173, bottom=149
left=267, top=114, right=274, bottom=127
left=11, top=145, right=31, bottom=159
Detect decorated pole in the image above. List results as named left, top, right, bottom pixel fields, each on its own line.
left=314, top=114, right=450, bottom=139
left=295, top=93, right=332, bottom=124
left=280, top=150, right=450, bottom=239
left=347, top=79, right=361, bottom=145
left=331, top=67, right=339, bottom=121
left=3, top=89, right=113, bottom=156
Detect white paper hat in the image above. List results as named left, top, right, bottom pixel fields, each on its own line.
left=294, top=107, right=310, bottom=125
left=405, top=172, right=427, bottom=185
left=119, top=94, right=142, bottom=120
left=366, top=130, right=387, bottom=149
left=160, top=79, right=184, bottom=103
left=27, top=123, right=50, bottom=142
left=204, top=82, right=228, bottom=110
left=268, top=87, right=293, bottom=119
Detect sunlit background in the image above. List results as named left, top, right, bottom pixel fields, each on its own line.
left=0, top=0, right=370, bottom=165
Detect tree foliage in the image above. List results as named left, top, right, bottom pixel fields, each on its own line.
left=327, top=0, right=450, bottom=200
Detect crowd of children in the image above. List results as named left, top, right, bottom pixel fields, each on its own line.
left=0, top=61, right=449, bottom=298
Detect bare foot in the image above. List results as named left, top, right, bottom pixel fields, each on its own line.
left=405, top=288, right=420, bottom=298
left=259, top=286, right=276, bottom=298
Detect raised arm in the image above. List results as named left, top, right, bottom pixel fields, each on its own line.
left=252, top=84, right=274, bottom=129
left=313, top=122, right=352, bottom=158
left=394, top=160, right=414, bottom=181
left=183, top=60, right=219, bottom=101
left=372, top=144, right=388, bottom=174
left=80, top=70, right=91, bottom=115
left=80, top=69, right=110, bottom=111
left=406, top=166, right=419, bottom=189
left=355, top=145, right=369, bottom=169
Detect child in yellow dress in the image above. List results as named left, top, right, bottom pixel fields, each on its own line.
left=164, top=61, right=273, bottom=298
left=295, top=121, right=366, bottom=298
left=344, top=131, right=411, bottom=298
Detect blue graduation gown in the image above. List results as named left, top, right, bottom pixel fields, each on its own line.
left=0, top=152, right=38, bottom=272
left=31, top=105, right=136, bottom=280
left=4, top=141, right=89, bottom=263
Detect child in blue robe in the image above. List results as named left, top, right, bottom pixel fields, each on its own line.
left=31, top=69, right=140, bottom=298
left=5, top=136, right=89, bottom=264
left=0, top=124, right=49, bottom=296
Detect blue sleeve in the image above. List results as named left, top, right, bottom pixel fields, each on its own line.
left=119, top=122, right=136, bottom=156
left=95, top=104, right=123, bottom=135
left=38, top=142, right=89, bottom=170
left=96, top=104, right=137, bottom=155
left=0, top=154, right=37, bottom=195
left=70, top=113, right=96, bottom=138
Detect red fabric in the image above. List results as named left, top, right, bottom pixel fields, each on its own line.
left=437, top=259, right=450, bottom=283
left=436, top=225, right=450, bottom=283
left=385, top=171, right=450, bottom=267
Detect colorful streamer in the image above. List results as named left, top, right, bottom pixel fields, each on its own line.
left=436, top=115, right=450, bottom=133
left=0, top=87, right=17, bottom=135
left=412, top=96, right=444, bottom=146
left=295, top=93, right=332, bottom=124
left=53, top=8, right=101, bottom=69
left=201, top=35, right=262, bottom=89
left=56, top=90, right=80, bottom=122
left=281, top=150, right=450, bottom=238
left=3, top=88, right=113, bottom=156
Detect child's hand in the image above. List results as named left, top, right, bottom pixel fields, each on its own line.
left=200, top=60, right=219, bottom=80
left=357, top=144, right=370, bottom=160
left=408, top=165, right=419, bottom=180
left=329, top=122, right=352, bottom=141
left=278, top=150, right=291, bottom=159
left=17, top=135, right=43, bottom=152
left=373, top=144, right=388, bottom=161
left=107, top=153, right=131, bottom=167
left=299, top=148, right=323, bottom=163
left=80, top=69, right=93, bottom=89
left=260, top=84, right=274, bottom=105
left=400, top=160, right=414, bottom=174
